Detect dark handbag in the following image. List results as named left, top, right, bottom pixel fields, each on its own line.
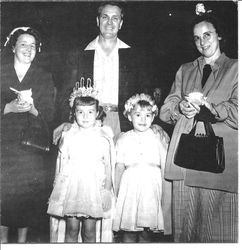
left=174, top=120, right=225, bottom=173
left=20, top=113, right=51, bottom=153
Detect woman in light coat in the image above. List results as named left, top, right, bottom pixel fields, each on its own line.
left=159, top=4, right=237, bottom=242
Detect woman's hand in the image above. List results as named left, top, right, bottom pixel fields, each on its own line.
left=4, top=99, right=39, bottom=117
left=28, top=103, right=38, bottom=116
left=179, top=100, right=199, bottom=119
left=4, top=99, right=31, bottom=114
left=203, top=100, right=217, bottom=116
left=53, top=122, right=72, bottom=145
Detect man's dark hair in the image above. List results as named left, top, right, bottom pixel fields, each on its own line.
left=97, top=1, right=124, bottom=19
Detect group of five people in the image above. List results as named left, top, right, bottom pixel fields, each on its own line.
left=1, top=1, right=238, bottom=243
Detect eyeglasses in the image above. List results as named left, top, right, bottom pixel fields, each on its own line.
left=193, top=31, right=216, bottom=43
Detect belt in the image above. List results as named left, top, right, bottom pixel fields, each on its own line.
left=126, top=163, right=161, bottom=169
left=102, top=104, right=119, bottom=112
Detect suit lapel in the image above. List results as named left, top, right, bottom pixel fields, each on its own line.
left=79, top=50, right=95, bottom=80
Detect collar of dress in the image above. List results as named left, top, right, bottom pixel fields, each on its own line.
left=194, top=52, right=226, bottom=72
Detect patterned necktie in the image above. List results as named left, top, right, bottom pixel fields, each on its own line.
left=201, top=64, right=212, bottom=88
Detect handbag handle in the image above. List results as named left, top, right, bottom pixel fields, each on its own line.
left=189, top=119, right=215, bottom=137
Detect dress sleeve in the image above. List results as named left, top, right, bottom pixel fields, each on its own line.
left=0, top=63, right=17, bottom=114
left=159, top=65, right=183, bottom=124
left=212, top=61, right=238, bottom=129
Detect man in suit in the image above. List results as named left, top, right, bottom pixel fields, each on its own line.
left=51, top=2, right=170, bottom=243
left=59, top=1, right=149, bottom=136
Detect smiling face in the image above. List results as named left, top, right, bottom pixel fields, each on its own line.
left=13, top=34, right=36, bottom=65
left=193, top=21, right=221, bottom=63
left=75, top=104, right=98, bottom=129
left=128, top=104, right=155, bottom=133
left=97, top=4, right=123, bottom=40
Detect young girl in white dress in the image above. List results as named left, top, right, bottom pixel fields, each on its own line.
left=113, top=93, right=171, bottom=242
left=47, top=83, right=115, bottom=242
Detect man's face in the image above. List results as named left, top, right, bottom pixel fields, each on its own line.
left=97, top=4, right=123, bottom=39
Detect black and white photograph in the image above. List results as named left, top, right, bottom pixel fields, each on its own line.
left=0, top=0, right=239, bottom=247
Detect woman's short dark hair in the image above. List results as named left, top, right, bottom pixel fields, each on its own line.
left=97, top=1, right=124, bottom=19
left=70, top=96, right=106, bottom=123
left=8, top=27, right=42, bottom=52
left=191, top=13, right=226, bottom=50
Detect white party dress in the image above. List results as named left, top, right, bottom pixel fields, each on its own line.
left=47, top=124, right=113, bottom=219
left=113, top=128, right=167, bottom=232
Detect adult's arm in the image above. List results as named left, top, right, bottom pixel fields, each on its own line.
left=208, top=72, right=237, bottom=129
left=201, top=60, right=238, bottom=129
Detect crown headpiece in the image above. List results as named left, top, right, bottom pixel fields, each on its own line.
left=69, top=77, right=98, bottom=107
left=123, top=93, right=158, bottom=118
left=195, top=3, right=212, bottom=16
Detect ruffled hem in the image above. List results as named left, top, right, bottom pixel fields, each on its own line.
left=47, top=201, right=64, bottom=217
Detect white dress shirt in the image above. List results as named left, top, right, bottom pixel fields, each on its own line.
left=85, top=36, right=130, bottom=106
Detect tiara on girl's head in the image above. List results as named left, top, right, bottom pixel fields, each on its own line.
left=195, top=3, right=212, bottom=16
left=69, top=77, right=98, bottom=107
left=123, top=93, right=158, bottom=117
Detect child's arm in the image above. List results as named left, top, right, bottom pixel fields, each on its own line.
left=104, top=160, right=112, bottom=192
left=102, top=139, right=112, bottom=191
left=101, top=138, right=113, bottom=212
left=114, top=163, right=126, bottom=197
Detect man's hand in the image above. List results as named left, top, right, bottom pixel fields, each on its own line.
left=53, top=122, right=72, bottom=145
left=151, top=124, right=170, bottom=144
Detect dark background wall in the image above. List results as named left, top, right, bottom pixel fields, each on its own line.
left=1, top=0, right=238, bottom=99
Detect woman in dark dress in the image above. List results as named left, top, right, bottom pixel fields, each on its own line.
left=1, top=27, right=55, bottom=242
